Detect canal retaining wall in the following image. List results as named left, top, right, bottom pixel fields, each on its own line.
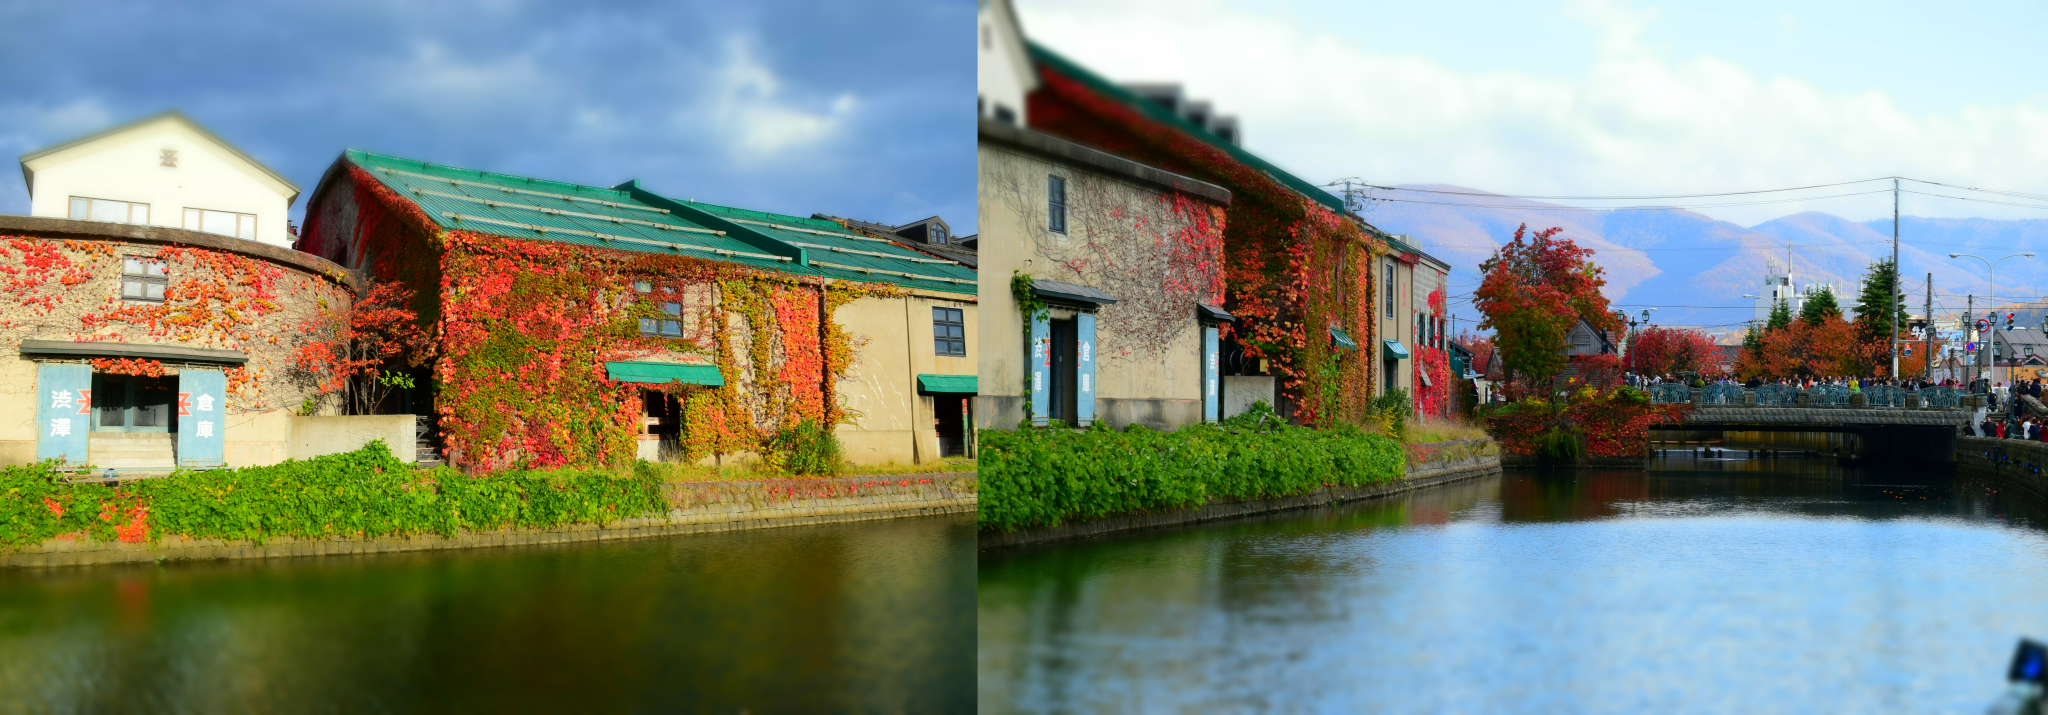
left=0, top=473, right=977, bottom=568
left=978, top=440, right=1501, bottom=550
left=1955, top=436, right=2048, bottom=502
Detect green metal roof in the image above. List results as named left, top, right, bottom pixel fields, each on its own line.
left=345, top=150, right=974, bottom=294
left=661, top=196, right=979, bottom=294
left=606, top=361, right=724, bottom=386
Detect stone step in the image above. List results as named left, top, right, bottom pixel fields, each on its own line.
left=87, top=434, right=177, bottom=471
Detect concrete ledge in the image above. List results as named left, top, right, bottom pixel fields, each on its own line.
left=1, top=473, right=977, bottom=569
left=978, top=452, right=1502, bottom=551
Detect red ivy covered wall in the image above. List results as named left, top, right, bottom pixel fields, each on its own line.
left=301, top=166, right=892, bottom=471
left=0, top=233, right=352, bottom=414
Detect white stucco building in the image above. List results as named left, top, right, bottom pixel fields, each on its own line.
left=978, top=0, right=1036, bottom=126
left=19, top=111, right=301, bottom=248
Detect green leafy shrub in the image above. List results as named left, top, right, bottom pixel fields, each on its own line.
left=0, top=442, right=669, bottom=548
left=764, top=418, right=844, bottom=476
left=976, top=421, right=1404, bottom=533
left=1534, top=425, right=1586, bottom=459
left=1371, top=388, right=1412, bottom=436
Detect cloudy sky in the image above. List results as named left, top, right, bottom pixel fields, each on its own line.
left=1017, top=0, right=2048, bottom=228
left=0, top=0, right=972, bottom=231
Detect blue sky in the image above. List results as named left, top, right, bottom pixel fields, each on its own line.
left=1018, top=0, right=2048, bottom=227
left=0, top=0, right=974, bottom=232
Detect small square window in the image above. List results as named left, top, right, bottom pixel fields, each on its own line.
left=933, top=306, right=966, bottom=357
left=121, top=256, right=168, bottom=303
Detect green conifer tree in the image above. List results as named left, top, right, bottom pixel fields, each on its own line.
left=1767, top=299, right=1792, bottom=332
left=1853, top=258, right=1908, bottom=344
left=1799, top=285, right=1841, bottom=324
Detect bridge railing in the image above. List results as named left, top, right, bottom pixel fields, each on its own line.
left=1640, top=383, right=1981, bottom=410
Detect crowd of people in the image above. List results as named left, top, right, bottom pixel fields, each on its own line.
left=1625, top=372, right=1977, bottom=393
left=1625, top=371, right=2048, bottom=438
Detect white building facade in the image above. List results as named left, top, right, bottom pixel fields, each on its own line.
left=19, top=111, right=301, bottom=248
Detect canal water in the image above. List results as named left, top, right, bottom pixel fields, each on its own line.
left=0, top=513, right=975, bottom=712
left=979, top=455, right=2048, bottom=713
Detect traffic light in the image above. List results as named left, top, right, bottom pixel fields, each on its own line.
left=2008, top=313, right=2017, bottom=331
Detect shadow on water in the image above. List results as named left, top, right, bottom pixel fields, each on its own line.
left=0, top=513, right=976, bottom=713
left=979, top=456, right=2048, bottom=713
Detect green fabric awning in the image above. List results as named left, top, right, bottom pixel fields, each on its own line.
left=606, top=361, right=724, bottom=386
left=917, top=373, right=977, bottom=394
left=1330, top=326, right=1358, bottom=351
left=1382, top=340, right=1410, bottom=360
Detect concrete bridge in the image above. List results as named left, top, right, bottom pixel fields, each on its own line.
left=1646, top=385, right=1980, bottom=463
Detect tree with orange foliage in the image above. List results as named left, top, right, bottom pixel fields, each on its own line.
left=293, top=282, right=430, bottom=415
left=1473, top=224, right=1617, bottom=387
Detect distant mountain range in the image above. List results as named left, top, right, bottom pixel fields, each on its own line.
left=1366, top=185, right=2048, bottom=335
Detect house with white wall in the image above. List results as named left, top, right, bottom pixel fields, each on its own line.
left=19, top=111, right=301, bottom=248
left=978, top=0, right=1037, bottom=127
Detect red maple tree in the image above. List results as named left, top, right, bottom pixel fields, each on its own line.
left=1472, top=224, right=1616, bottom=386
left=293, top=282, right=429, bottom=414
left=1626, top=326, right=1722, bottom=377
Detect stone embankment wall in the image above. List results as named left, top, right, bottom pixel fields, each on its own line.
left=1, top=473, right=977, bottom=568
left=979, top=440, right=1501, bottom=550
left=1955, top=436, right=2048, bottom=501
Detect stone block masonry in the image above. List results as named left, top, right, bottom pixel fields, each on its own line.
left=0, top=473, right=976, bottom=568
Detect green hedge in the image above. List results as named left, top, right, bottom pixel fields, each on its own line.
left=0, top=442, right=669, bottom=548
left=976, top=420, right=1405, bottom=533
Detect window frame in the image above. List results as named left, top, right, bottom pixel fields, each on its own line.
left=182, top=207, right=258, bottom=241
left=70, top=196, right=150, bottom=225
left=933, top=306, right=966, bottom=357
left=1047, top=175, right=1068, bottom=234
left=120, top=255, right=169, bottom=303
left=1384, top=262, right=1396, bottom=319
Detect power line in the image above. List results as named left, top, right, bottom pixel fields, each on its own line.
left=1360, top=177, right=1895, bottom=201
left=1365, top=189, right=1894, bottom=212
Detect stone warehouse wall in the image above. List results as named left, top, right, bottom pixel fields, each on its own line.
left=0, top=216, right=355, bottom=466
left=0, top=473, right=977, bottom=568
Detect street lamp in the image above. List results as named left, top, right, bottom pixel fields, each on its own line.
left=1950, top=251, right=2035, bottom=388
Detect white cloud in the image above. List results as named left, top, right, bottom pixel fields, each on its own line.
left=375, top=41, right=550, bottom=109
left=697, top=36, right=857, bottom=162
left=1016, top=0, right=2048, bottom=226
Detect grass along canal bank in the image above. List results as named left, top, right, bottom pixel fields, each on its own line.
left=975, top=409, right=1499, bottom=550
left=0, top=443, right=975, bottom=568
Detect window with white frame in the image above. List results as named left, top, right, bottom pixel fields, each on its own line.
left=1384, top=262, right=1396, bottom=319
left=70, top=197, right=149, bottom=225
left=121, top=256, right=168, bottom=302
left=183, top=208, right=257, bottom=240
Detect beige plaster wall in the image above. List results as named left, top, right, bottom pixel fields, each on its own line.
left=287, top=414, right=415, bottom=463
left=977, top=141, right=1219, bottom=430
left=833, top=291, right=976, bottom=465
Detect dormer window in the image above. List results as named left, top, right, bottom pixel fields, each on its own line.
left=931, top=224, right=948, bottom=245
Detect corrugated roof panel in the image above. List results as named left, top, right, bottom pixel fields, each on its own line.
left=674, top=199, right=976, bottom=293
left=348, top=151, right=796, bottom=271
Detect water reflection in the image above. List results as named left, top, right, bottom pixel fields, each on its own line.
left=0, top=513, right=975, bottom=712
left=979, top=458, right=2048, bottom=713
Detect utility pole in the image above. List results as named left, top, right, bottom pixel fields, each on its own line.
left=1891, top=178, right=1901, bottom=378
left=1967, top=293, right=1975, bottom=381
left=1924, top=272, right=1934, bottom=381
